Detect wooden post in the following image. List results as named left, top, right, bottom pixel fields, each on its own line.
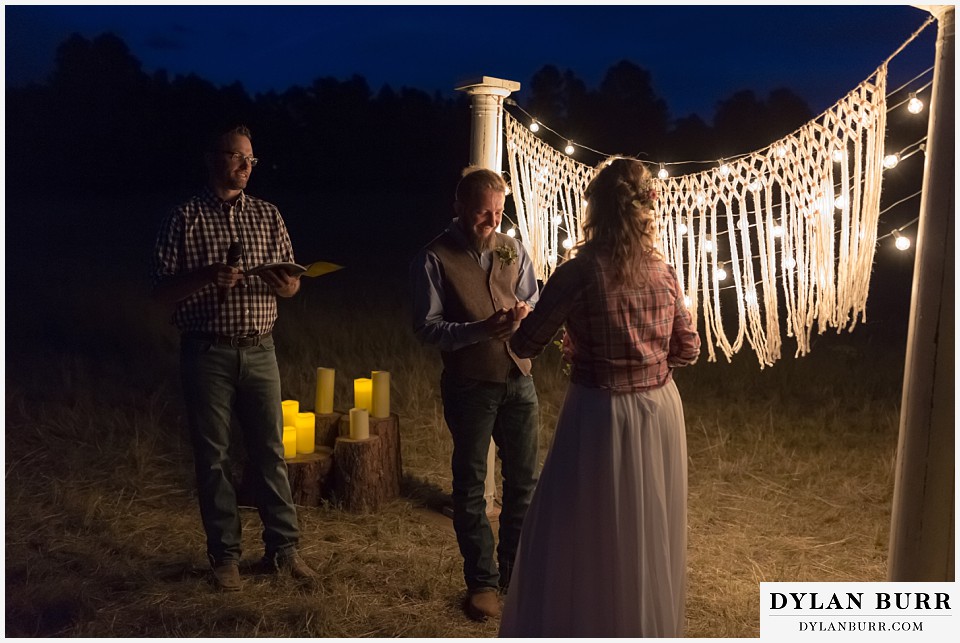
left=333, top=435, right=384, bottom=512
left=888, top=5, right=955, bottom=581
left=455, top=75, right=521, bottom=518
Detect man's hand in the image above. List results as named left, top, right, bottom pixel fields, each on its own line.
left=483, top=302, right=530, bottom=341
left=259, top=267, right=300, bottom=297
left=210, top=262, right=245, bottom=289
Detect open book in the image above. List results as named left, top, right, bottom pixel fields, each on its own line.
left=244, top=261, right=344, bottom=278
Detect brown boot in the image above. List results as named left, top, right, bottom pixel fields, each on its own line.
left=263, top=550, right=319, bottom=586
left=464, top=587, right=501, bottom=621
left=212, top=561, right=241, bottom=592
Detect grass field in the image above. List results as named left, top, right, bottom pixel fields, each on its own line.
left=5, top=184, right=909, bottom=638
left=4, top=208, right=909, bottom=637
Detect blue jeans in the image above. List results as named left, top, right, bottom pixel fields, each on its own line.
left=180, top=335, right=299, bottom=564
left=441, top=369, right=539, bottom=591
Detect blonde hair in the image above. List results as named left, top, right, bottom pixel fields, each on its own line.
left=576, top=156, right=661, bottom=287
left=455, top=166, right=507, bottom=205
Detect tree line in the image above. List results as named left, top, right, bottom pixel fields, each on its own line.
left=6, top=32, right=817, bottom=201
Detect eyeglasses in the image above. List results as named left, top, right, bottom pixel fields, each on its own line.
left=219, top=151, right=258, bottom=167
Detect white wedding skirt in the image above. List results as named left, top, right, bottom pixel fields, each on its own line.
left=499, top=378, right=688, bottom=638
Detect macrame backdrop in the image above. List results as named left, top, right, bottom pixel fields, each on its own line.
left=505, top=66, right=888, bottom=367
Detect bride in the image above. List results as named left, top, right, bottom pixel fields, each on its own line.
left=499, top=157, right=700, bottom=638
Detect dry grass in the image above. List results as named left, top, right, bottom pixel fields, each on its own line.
left=4, top=256, right=904, bottom=638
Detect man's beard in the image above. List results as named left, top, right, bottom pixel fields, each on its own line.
left=469, top=229, right=497, bottom=255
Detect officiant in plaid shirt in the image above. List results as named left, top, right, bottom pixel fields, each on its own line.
left=150, top=123, right=315, bottom=591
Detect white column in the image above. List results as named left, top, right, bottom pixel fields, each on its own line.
left=888, top=6, right=955, bottom=581
left=456, top=76, right=521, bottom=518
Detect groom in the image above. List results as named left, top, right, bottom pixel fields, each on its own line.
left=410, top=167, right=540, bottom=621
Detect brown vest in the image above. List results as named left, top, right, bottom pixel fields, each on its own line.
left=428, top=230, right=532, bottom=383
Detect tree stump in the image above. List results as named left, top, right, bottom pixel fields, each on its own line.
left=370, top=414, right=402, bottom=499
left=286, top=447, right=333, bottom=507
left=333, top=435, right=383, bottom=512
left=314, top=411, right=342, bottom=449
left=338, top=413, right=402, bottom=500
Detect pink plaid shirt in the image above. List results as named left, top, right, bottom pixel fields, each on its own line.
left=510, top=252, right=700, bottom=392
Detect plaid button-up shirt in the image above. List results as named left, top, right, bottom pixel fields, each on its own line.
left=510, top=253, right=700, bottom=392
left=151, top=187, right=295, bottom=336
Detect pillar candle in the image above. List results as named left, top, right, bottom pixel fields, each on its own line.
left=295, top=412, right=316, bottom=455
left=349, top=407, right=369, bottom=440
left=371, top=370, right=391, bottom=418
left=354, top=377, right=372, bottom=412
left=282, top=426, right=297, bottom=459
left=315, top=367, right=335, bottom=414
left=281, top=400, right=299, bottom=428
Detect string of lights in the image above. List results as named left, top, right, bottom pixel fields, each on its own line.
left=502, top=68, right=932, bottom=256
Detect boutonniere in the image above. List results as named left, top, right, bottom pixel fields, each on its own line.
left=495, top=244, right=519, bottom=268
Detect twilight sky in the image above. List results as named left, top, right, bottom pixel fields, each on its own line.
left=4, top=3, right=938, bottom=121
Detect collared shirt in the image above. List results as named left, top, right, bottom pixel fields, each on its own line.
left=151, top=186, right=295, bottom=336
left=510, top=252, right=701, bottom=392
left=411, top=220, right=540, bottom=352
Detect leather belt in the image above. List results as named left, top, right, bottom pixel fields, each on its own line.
left=183, top=332, right=271, bottom=348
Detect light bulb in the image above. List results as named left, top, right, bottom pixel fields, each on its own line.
left=893, top=230, right=911, bottom=251
left=748, top=180, right=762, bottom=192
left=562, top=237, right=574, bottom=250
left=552, top=215, right=562, bottom=225
left=716, top=265, right=728, bottom=281
left=737, top=218, right=745, bottom=231
left=696, top=192, right=706, bottom=207
left=783, top=257, right=797, bottom=270
left=776, top=146, right=788, bottom=158
left=832, top=149, right=844, bottom=163
left=547, top=252, right=558, bottom=265
left=719, top=163, right=731, bottom=177
left=683, top=295, right=693, bottom=309
left=772, top=223, right=784, bottom=238
left=678, top=222, right=688, bottom=235
left=529, top=120, right=540, bottom=133
left=834, top=195, right=847, bottom=209
left=506, top=227, right=516, bottom=238
left=564, top=141, right=575, bottom=155
left=704, top=238, right=715, bottom=253
left=907, top=95, right=924, bottom=114
left=744, top=291, right=758, bottom=306
left=658, top=165, right=669, bottom=180
left=883, top=153, right=900, bottom=169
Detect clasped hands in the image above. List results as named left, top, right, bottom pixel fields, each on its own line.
left=483, top=301, right=531, bottom=341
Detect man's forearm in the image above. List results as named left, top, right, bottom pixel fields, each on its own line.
left=152, top=269, right=212, bottom=305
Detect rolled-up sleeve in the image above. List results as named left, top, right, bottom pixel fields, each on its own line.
left=150, top=209, right=182, bottom=288
left=410, top=249, right=488, bottom=351
left=667, top=266, right=700, bottom=367
left=510, top=259, right=582, bottom=359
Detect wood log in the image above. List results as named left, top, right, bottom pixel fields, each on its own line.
left=338, top=413, right=403, bottom=500
left=370, top=414, right=402, bottom=499
left=333, top=435, right=383, bottom=512
left=285, top=447, right=333, bottom=507
left=314, top=411, right=343, bottom=449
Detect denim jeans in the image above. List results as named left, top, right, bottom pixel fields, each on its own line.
left=440, top=369, right=539, bottom=591
left=180, top=335, right=299, bottom=564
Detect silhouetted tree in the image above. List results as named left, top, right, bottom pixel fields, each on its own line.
left=590, top=60, right=670, bottom=158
